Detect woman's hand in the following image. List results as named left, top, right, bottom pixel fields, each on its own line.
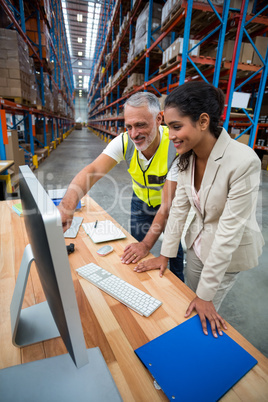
left=185, top=296, right=227, bottom=338
left=121, top=241, right=150, bottom=264
left=134, top=255, right=169, bottom=277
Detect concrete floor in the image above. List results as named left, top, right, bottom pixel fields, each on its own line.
left=35, top=127, right=268, bottom=358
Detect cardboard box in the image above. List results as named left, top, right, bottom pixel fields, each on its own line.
left=222, top=40, right=235, bottom=62
left=162, top=37, right=200, bottom=63
left=0, top=59, right=7, bottom=68
left=0, top=68, right=8, bottom=78
left=4, top=130, right=24, bottom=174
left=127, top=73, right=144, bottom=88
left=8, top=69, right=21, bottom=79
left=236, top=134, right=249, bottom=145
left=0, top=77, right=7, bottom=87
left=229, top=0, right=253, bottom=14
left=20, top=143, right=38, bottom=152
left=18, top=148, right=25, bottom=166
left=252, top=36, right=268, bottom=66
left=240, top=42, right=254, bottom=64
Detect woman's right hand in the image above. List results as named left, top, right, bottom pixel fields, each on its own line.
left=134, top=255, right=169, bottom=277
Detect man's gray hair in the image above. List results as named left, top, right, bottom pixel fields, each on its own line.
left=124, top=92, right=161, bottom=118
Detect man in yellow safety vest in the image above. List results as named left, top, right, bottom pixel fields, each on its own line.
left=59, top=92, right=184, bottom=280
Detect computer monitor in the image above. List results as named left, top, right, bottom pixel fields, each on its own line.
left=10, top=165, right=88, bottom=368
left=3, top=165, right=122, bottom=401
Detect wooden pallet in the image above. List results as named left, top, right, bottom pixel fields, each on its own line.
left=159, top=57, right=180, bottom=74
left=134, top=48, right=146, bottom=60
left=123, top=86, right=137, bottom=96
left=2, top=96, right=32, bottom=106
left=161, top=5, right=184, bottom=32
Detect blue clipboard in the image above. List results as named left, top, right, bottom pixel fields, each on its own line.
left=135, top=315, right=257, bottom=401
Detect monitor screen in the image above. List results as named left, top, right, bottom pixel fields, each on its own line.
left=17, top=165, right=88, bottom=368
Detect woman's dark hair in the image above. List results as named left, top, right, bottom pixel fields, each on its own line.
left=165, top=81, right=225, bottom=171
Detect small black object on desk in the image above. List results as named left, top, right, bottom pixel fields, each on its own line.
left=66, top=243, right=75, bottom=255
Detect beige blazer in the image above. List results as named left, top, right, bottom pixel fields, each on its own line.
left=161, top=128, right=264, bottom=301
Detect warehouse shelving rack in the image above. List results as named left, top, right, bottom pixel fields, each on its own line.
left=87, top=0, right=268, bottom=152
left=0, top=0, right=75, bottom=189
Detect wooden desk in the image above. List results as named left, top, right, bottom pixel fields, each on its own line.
left=1, top=196, right=268, bottom=401
left=0, top=160, right=14, bottom=174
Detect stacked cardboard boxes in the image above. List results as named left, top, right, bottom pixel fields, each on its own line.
left=162, top=37, right=200, bottom=65
left=222, top=40, right=254, bottom=63
left=221, top=37, right=268, bottom=65
left=252, top=36, right=268, bottom=66
left=26, top=18, right=52, bottom=68
left=0, top=29, right=36, bottom=102
left=75, top=123, right=83, bottom=130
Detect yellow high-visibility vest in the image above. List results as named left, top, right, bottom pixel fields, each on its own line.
left=123, top=126, right=176, bottom=207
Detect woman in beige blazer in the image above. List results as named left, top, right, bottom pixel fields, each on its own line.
left=135, top=81, right=264, bottom=338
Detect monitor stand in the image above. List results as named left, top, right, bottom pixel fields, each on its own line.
left=10, top=244, right=60, bottom=346
left=0, top=347, right=122, bottom=402
left=2, top=244, right=122, bottom=401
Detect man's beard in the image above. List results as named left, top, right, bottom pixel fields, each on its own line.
left=131, top=123, right=158, bottom=152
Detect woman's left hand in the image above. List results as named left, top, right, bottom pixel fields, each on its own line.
left=185, top=296, right=227, bottom=338
left=121, top=242, right=150, bottom=264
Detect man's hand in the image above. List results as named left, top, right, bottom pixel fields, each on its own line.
left=185, top=296, right=227, bottom=338
left=134, top=255, right=169, bottom=277
left=58, top=203, right=74, bottom=233
left=121, top=241, right=150, bottom=264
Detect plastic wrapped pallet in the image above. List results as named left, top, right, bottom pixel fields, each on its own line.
left=133, top=3, right=171, bottom=58
left=28, top=58, right=38, bottom=106
left=43, top=72, right=54, bottom=111
left=127, top=39, right=135, bottom=63
left=135, top=3, right=162, bottom=40
left=127, top=73, right=145, bottom=88
left=57, top=93, right=65, bottom=115
left=52, top=80, right=59, bottom=113
left=161, top=0, right=181, bottom=27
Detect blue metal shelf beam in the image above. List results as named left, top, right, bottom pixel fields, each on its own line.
left=223, top=1, right=268, bottom=148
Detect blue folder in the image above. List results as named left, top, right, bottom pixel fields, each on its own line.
left=135, top=315, right=257, bottom=401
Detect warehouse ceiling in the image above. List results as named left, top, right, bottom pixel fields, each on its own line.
left=61, top=0, right=103, bottom=94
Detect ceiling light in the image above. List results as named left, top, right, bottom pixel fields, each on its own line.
left=77, top=14, right=83, bottom=22
left=79, top=76, right=82, bottom=78
left=79, top=69, right=82, bottom=73
left=78, top=61, right=82, bottom=66
left=79, top=84, right=82, bottom=87
left=78, top=37, right=83, bottom=43
left=78, top=51, right=83, bottom=56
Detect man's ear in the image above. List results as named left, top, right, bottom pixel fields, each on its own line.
left=199, top=113, right=210, bottom=130
left=156, top=112, right=163, bottom=126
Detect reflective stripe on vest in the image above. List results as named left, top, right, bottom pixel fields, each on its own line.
left=123, top=126, right=176, bottom=207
